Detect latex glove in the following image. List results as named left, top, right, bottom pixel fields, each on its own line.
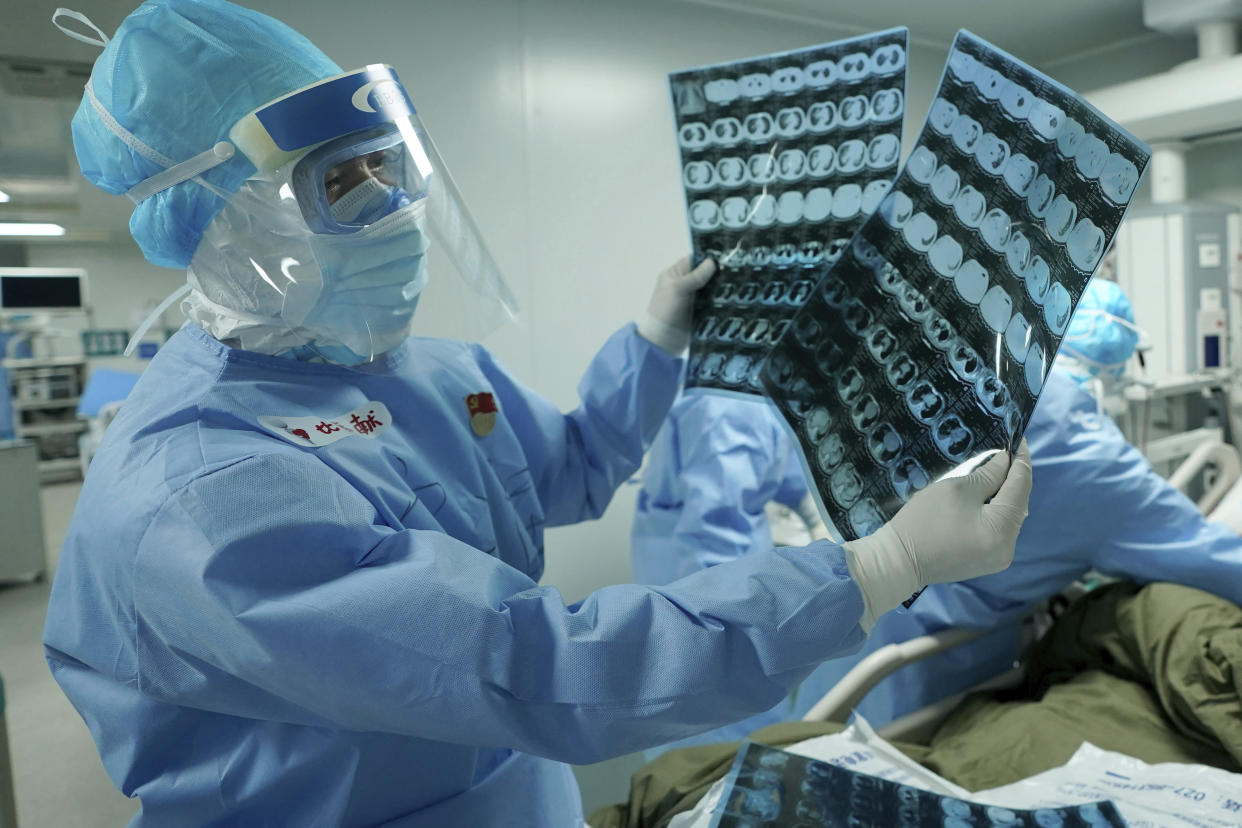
left=795, top=492, right=833, bottom=541
left=843, top=441, right=1033, bottom=631
left=637, top=255, right=717, bottom=354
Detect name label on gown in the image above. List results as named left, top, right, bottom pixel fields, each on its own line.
left=258, top=401, right=393, bottom=447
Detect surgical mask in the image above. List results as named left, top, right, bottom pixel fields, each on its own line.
left=290, top=199, right=430, bottom=364
left=182, top=175, right=428, bottom=364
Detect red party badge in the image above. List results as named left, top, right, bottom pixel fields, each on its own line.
left=466, top=392, right=498, bottom=437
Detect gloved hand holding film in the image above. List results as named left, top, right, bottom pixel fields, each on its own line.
left=843, top=440, right=1033, bottom=631
left=638, top=255, right=717, bottom=354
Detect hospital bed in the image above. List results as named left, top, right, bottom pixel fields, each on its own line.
left=800, top=626, right=1025, bottom=743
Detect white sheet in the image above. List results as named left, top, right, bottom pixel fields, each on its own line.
left=974, top=743, right=1242, bottom=828
left=667, top=717, right=1242, bottom=827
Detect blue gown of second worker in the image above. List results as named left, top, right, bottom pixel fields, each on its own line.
left=43, top=322, right=870, bottom=826
left=632, top=394, right=814, bottom=748
left=634, top=394, right=813, bottom=586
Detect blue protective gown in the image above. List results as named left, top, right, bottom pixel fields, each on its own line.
left=792, top=369, right=1242, bottom=725
left=632, top=394, right=810, bottom=586
left=631, top=394, right=813, bottom=751
left=43, top=323, right=866, bottom=827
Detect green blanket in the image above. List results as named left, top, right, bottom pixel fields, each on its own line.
left=589, top=582, right=1242, bottom=827
left=923, top=581, right=1242, bottom=789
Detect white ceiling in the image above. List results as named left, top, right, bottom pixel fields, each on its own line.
left=683, top=0, right=1164, bottom=65
left=0, top=0, right=1195, bottom=239
left=0, top=0, right=1177, bottom=71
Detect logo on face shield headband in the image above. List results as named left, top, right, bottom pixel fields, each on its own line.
left=351, top=80, right=404, bottom=114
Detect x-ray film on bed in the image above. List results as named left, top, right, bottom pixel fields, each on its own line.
left=670, top=29, right=909, bottom=395
left=711, top=741, right=1128, bottom=827
left=761, top=30, right=1151, bottom=541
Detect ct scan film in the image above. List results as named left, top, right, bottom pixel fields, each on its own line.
left=670, top=29, right=909, bottom=395
left=761, top=30, right=1150, bottom=541
left=712, top=741, right=1127, bottom=827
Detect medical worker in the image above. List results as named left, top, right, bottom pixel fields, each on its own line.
left=791, top=278, right=1242, bottom=726
left=631, top=395, right=829, bottom=751
left=633, top=395, right=829, bottom=586
left=42, top=2, right=1031, bottom=824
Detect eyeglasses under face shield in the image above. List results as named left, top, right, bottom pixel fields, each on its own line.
left=294, top=125, right=421, bottom=232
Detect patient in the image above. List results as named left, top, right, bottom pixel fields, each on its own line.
left=590, top=580, right=1242, bottom=828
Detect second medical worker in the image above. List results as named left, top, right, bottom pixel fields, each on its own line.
left=43, top=1, right=1033, bottom=824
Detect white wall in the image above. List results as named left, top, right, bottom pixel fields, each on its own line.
left=1048, top=34, right=1242, bottom=212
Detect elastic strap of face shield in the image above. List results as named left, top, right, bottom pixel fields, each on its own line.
left=1068, top=308, right=1143, bottom=338
left=123, top=283, right=192, bottom=357
left=1053, top=352, right=1113, bottom=418
left=1059, top=338, right=1135, bottom=419
left=1058, top=348, right=1123, bottom=374
left=123, top=141, right=237, bottom=204
left=81, top=80, right=235, bottom=204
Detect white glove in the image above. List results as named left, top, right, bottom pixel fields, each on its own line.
left=843, top=441, right=1033, bottom=631
left=637, top=255, right=717, bottom=354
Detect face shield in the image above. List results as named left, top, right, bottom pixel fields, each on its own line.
left=178, top=65, right=517, bottom=365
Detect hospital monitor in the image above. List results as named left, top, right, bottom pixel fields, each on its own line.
left=0, top=267, right=86, bottom=313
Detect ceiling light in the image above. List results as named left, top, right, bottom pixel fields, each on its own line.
left=0, top=222, right=66, bottom=236
left=0, top=189, right=10, bottom=202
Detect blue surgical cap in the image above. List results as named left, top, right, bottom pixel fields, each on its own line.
left=1061, top=278, right=1140, bottom=378
left=72, top=0, right=341, bottom=268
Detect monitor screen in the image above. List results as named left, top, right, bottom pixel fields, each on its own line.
left=0, top=273, right=83, bottom=310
